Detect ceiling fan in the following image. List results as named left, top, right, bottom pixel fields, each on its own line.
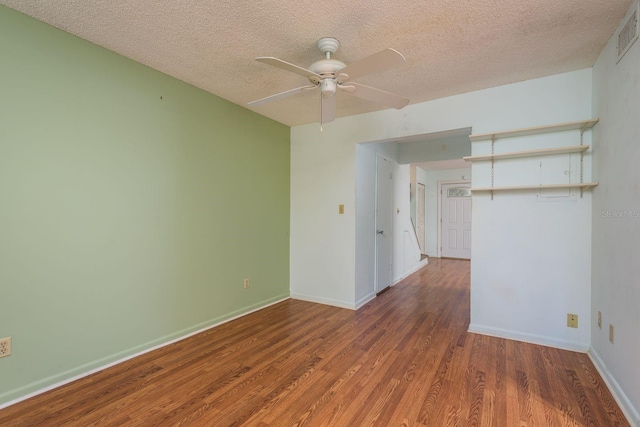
left=249, top=37, right=410, bottom=126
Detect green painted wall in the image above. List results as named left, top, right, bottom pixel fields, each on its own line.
left=0, top=5, right=290, bottom=405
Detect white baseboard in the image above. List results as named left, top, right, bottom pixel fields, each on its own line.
left=355, top=292, right=376, bottom=309
left=468, top=323, right=590, bottom=353
left=290, top=259, right=430, bottom=312
left=392, top=257, right=429, bottom=286
left=290, top=293, right=355, bottom=310
left=588, top=348, right=640, bottom=427
left=0, top=295, right=290, bottom=410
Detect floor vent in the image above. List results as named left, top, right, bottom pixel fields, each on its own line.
left=617, top=2, right=639, bottom=63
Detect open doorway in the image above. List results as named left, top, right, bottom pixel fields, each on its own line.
left=411, top=159, right=471, bottom=259
left=355, top=127, right=472, bottom=306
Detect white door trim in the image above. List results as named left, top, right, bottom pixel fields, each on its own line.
left=437, top=179, right=471, bottom=258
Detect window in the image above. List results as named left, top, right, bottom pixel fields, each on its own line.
left=448, top=187, right=471, bottom=197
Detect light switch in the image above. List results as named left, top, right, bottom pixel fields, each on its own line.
left=339, top=204, right=344, bottom=214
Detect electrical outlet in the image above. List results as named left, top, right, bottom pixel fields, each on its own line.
left=244, top=278, right=250, bottom=289
left=609, top=324, right=615, bottom=344
left=0, top=337, right=11, bottom=358
left=567, top=313, right=578, bottom=328
left=598, top=311, right=602, bottom=329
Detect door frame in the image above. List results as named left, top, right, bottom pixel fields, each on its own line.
left=374, top=153, right=394, bottom=293
left=416, top=181, right=426, bottom=253
left=437, top=179, right=471, bottom=258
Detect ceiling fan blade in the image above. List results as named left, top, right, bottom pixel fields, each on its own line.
left=248, top=85, right=316, bottom=107
left=338, top=48, right=406, bottom=82
left=256, top=57, right=323, bottom=80
left=344, top=82, right=409, bottom=109
left=321, top=93, right=336, bottom=125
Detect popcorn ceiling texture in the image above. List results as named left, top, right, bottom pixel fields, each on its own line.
left=1, top=0, right=632, bottom=126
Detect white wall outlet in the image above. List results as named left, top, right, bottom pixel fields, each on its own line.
left=244, top=278, right=250, bottom=289
left=0, top=337, right=11, bottom=358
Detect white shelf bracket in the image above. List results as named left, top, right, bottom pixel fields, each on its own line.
left=491, top=136, right=495, bottom=200
left=580, top=129, right=585, bottom=198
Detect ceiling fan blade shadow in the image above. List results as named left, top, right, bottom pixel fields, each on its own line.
left=338, top=49, right=406, bottom=82
left=321, top=93, right=336, bottom=125
left=256, top=57, right=323, bottom=80
left=248, top=85, right=316, bottom=107
left=344, top=82, right=409, bottom=109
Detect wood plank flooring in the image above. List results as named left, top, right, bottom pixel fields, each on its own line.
left=0, top=259, right=629, bottom=426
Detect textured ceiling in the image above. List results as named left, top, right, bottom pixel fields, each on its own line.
left=1, top=0, right=632, bottom=126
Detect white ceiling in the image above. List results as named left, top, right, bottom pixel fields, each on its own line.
left=1, top=0, right=632, bottom=127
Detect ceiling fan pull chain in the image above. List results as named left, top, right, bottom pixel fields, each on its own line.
left=320, top=93, right=324, bottom=132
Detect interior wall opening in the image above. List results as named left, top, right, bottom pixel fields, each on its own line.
left=355, top=126, right=473, bottom=306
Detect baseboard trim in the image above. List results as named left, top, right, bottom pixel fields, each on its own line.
left=290, top=293, right=355, bottom=310
left=392, top=257, right=429, bottom=286
left=468, top=324, right=590, bottom=353
left=588, top=348, right=640, bottom=427
left=355, top=292, right=376, bottom=309
left=0, top=294, right=290, bottom=410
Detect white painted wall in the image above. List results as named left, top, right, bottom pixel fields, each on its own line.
left=422, top=168, right=471, bottom=257
left=291, top=69, right=593, bottom=346
left=290, top=131, right=357, bottom=309
left=470, top=145, right=593, bottom=351
left=398, top=134, right=471, bottom=164
left=591, top=2, right=640, bottom=423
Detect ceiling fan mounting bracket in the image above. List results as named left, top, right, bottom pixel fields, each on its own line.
left=316, top=37, right=340, bottom=57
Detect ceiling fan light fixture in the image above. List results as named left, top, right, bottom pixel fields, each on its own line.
left=320, top=79, right=337, bottom=97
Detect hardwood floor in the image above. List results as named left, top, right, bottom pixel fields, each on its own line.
left=0, top=259, right=629, bottom=426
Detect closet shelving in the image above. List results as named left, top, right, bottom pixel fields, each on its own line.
left=464, top=119, right=599, bottom=196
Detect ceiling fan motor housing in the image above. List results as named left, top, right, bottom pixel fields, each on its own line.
left=309, top=59, right=346, bottom=77
left=310, top=37, right=346, bottom=92
left=310, top=58, right=345, bottom=96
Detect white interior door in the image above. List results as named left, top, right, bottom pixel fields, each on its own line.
left=441, top=182, right=471, bottom=259
left=375, top=155, right=393, bottom=293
